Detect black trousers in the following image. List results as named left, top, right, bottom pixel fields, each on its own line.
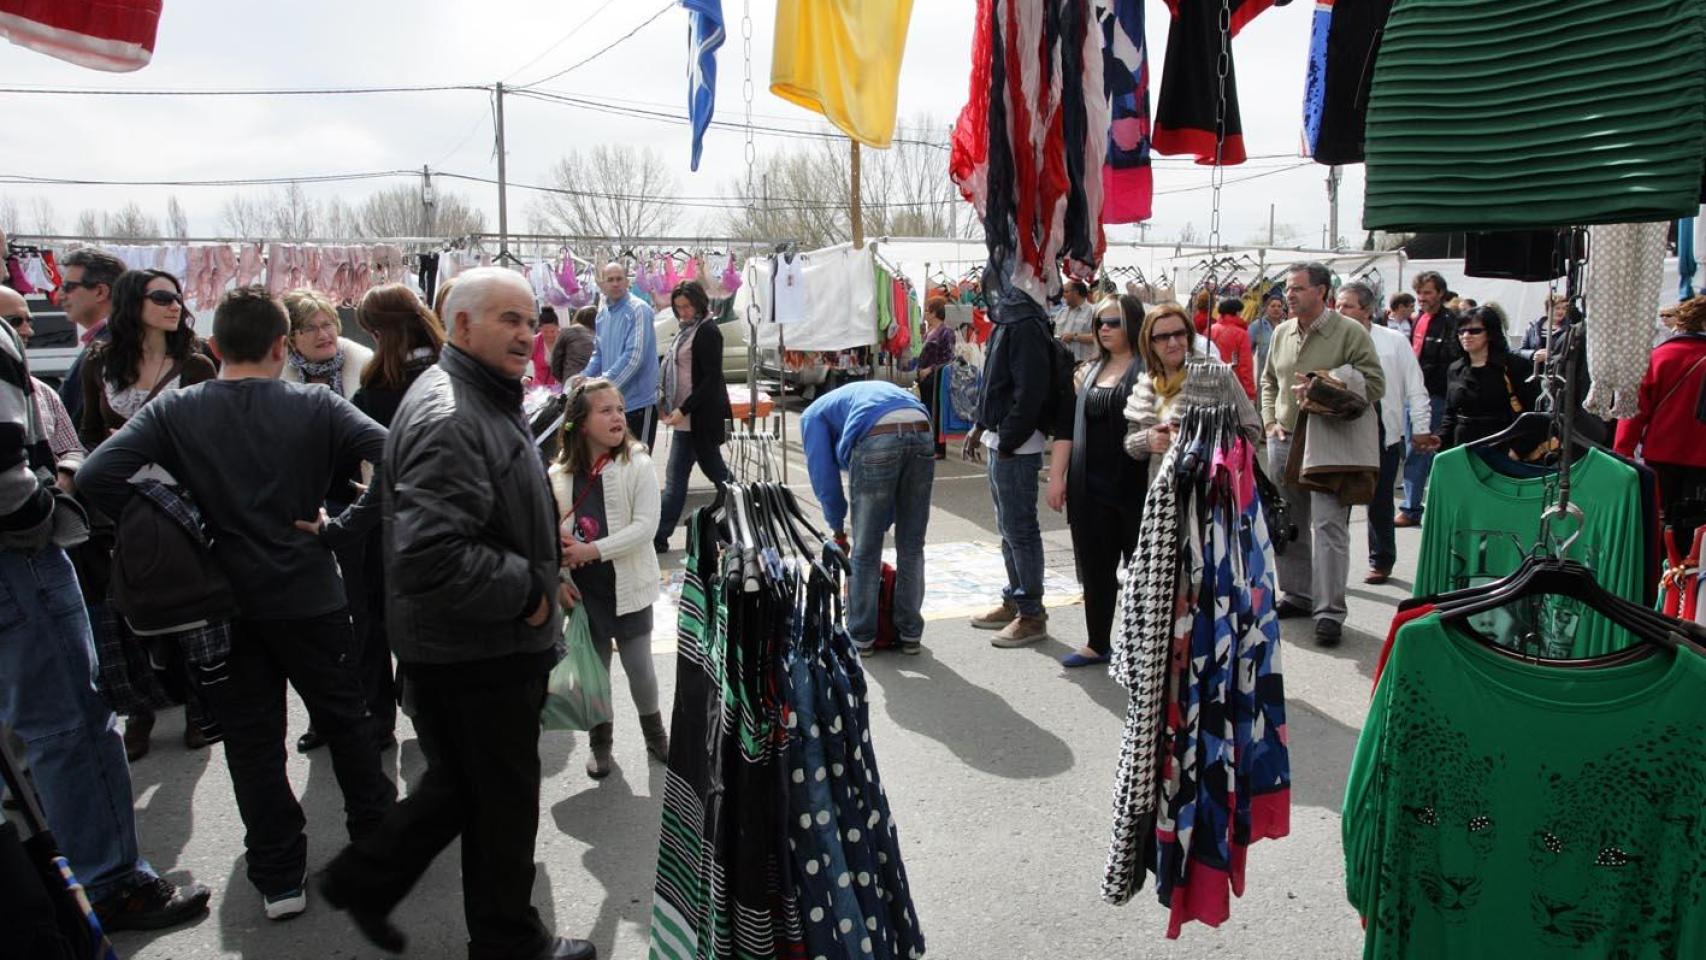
left=198, top=612, right=395, bottom=896
left=336, top=534, right=396, bottom=735
left=626, top=407, right=657, bottom=452
left=919, top=369, right=947, bottom=455
left=1069, top=495, right=1145, bottom=656
left=323, top=662, right=551, bottom=960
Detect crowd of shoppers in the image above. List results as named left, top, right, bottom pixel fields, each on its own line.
left=8, top=240, right=1703, bottom=960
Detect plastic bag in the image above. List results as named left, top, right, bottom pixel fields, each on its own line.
left=541, top=604, right=612, bottom=731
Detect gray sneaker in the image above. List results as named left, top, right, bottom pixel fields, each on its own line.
left=970, top=600, right=1018, bottom=630
left=896, top=638, right=922, bottom=655
left=990, top=615, right=1049, bottom=648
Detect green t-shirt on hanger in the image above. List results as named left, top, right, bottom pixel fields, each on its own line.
left=1345, top=614, right=1706, bottom=960
left=1414, top=447, right=1645, bottom=657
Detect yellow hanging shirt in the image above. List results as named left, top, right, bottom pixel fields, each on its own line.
left=770, top=0, right=915, bottom=148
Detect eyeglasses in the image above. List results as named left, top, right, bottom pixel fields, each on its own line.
left=1096, top=317, right=1124, bottom=329
left=295, top=319, right=338, bottom=336
left=145, top=290, right=184, bottom=307
left=1457, top=326, right=1486, bottom=337
left=1151, top=330, right=1191, bottom=344
left=2, top=314, right=27, bottom=327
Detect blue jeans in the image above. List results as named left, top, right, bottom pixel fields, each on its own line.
left=1368, top=439, right=1404, bottom=571
left=656, top=428, right=730, bottom=548
left=988, top=450, right=1046, bottom=617
left=846, top=430, right=935, bottom=647
left=0, top=546, right=154, bottom=902
left=1401, top=395, right=1445, bottom=516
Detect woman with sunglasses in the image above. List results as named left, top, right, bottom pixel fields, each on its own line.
left=1044, top=294, right=1146, bottom=668
left=1437, top=305, right=1539, bottom=448
left=79, top=268, right=218, bottom=761
left=79, top=269, right=215, bottom=450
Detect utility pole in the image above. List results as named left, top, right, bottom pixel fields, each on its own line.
left=1326, top=164, right=1343, bottom=251
left=495, top=81, right=510, bottom=259
left=419, top=165, right=435, bottom=237
left=849, top=140, right=864, bottom=249
left=1268, top=203, right=1276, bottom=247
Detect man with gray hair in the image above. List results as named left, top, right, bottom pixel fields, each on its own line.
left=56, top=247, right=127, bottom=424
left=584, top=261, right=659, bottom=448
left=1260, top=263, right=1385, bottom=647
left=1336, top=281, right=1434, bottom=585
left=318, top=268, right=595, bottom=960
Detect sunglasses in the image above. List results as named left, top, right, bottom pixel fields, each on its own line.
left=1096, top=317, right=1124, bottom=329
left=1151, top=329, right=1191, bottom=344
left=1457, top=326, right=1486, bottom=336
left=59, top=279, right=100, bottom=292
left=145, top=290, right=184, bottom=307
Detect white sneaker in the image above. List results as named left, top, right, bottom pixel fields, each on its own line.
left=264, top=884, right=307, bottom=921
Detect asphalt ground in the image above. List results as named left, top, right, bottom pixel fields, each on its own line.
left=103, top=410, right=1407, bottom=960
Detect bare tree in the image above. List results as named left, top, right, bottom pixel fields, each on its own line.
left=530, top=145, right=679, bottom=244
left=75, top=209, right=100, bottom=237
left=269, top=183, right=318, bottom=241
left=359, top=184, right=487, bottom=238
left=29, top=197, right=56, bottom=235
left=321, top=196, right=360, bottom=239
left=221, top=194, right=269, bottom=237
left=166, top=196, right=190, bottom=239
left=0, top=197, right=18, bottom=236
left=103, top=202, right=161, bottom=240
left=719, top=115, right=970, bottom=247
left=1244, top=221, right=1305, bottom=247
left=1176, top=222, right=1201, bottom=245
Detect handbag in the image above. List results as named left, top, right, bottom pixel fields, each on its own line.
left=541, top=604, right=613, bottom=732
left=1252, top=455, right=1298, bottom=555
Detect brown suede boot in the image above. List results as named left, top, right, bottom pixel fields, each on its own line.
left=123, top=712, right=155, bottom=763
left=585, top=722, right=614, bottom=780
left=640, top=712, right=669, bottom=764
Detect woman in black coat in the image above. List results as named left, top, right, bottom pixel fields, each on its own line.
left=654, top=280, right=733, bottom=552
left=1439, top=305, right=1540, bottom=448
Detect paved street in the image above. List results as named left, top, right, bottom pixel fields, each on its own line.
left=107, top=412, right=1406, bottom=960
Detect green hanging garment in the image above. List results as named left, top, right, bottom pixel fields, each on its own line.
left=1363, top=0, right=1706, bottom=231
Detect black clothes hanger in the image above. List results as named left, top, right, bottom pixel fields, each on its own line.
left=1431, top=554, right=1706, bottom=663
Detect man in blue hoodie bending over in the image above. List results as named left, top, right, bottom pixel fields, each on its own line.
left=799, top=380, right=935, bottom=655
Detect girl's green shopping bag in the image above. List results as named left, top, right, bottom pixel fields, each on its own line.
left=541, top=603, right=612, bottom=731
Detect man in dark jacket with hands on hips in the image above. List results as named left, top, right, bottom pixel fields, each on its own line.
left=317, top=268, right=596, bottom=960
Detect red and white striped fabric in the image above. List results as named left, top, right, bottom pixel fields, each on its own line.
left=0, top=0, right=162, bottom=72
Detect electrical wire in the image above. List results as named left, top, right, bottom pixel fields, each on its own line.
left=0, top=171, right=412, bottom=187
left=513, top=1, right=677, bottom=90
left=503, top=0, right=626, bottom=83
left=0, top=82, right=487, bottom=96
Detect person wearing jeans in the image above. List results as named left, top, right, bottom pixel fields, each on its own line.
left=1398, top=271, right=1460, bottom=525
left=654, top=279, right=732, bottom=553
left=966, top=292, right=1061, bottom=648
left=799, top=380, right=935, bottom=654
left=0, top=313, right=209, bottom=932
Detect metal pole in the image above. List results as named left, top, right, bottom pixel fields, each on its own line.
left=495, top=81, right=510, bottom=258
left=1326, top=165, right=1342, bottom=251
left=419, top=165, right=434, bottom=237
left=1268, top=203, right=1276, bottom=247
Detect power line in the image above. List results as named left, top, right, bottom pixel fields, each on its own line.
left=503, top=0, right=626, bottom=83
left=1152, top=161, right=1314, bottom=195
left=0, top=82, right=488, bottom=97
left=0, top=171, right=413, bottom=187
left=515, top=1, right=677, bottom=90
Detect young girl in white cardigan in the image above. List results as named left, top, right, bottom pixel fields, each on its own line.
left=551, top=378, right=667, bottom=779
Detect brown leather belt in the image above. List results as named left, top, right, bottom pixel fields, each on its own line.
left=865, top=420, right=931, bottom=437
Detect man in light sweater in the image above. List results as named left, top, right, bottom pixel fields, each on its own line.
left=1259, top=263, right=1386, bottom=647
left=583, top=262, right=659, bottom=450
left=1337, top=282, right=1436, bottom=586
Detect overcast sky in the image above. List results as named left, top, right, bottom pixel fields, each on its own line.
left=0, top=0, right=1365, bottom=248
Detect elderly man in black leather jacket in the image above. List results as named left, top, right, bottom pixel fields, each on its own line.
left=318, top=267, right=596, bottom=960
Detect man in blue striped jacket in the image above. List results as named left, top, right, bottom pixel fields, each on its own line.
left=583, top=262, right=659, bottom=449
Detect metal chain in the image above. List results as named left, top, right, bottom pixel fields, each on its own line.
left=1197, top=0, right=1232, bottom=303
left=742, top=0, right=757, bottom=209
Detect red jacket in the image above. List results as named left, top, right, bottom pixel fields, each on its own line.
left=1614, top=333, right=1706, bottom=468
left=1210, top=313, right=1256, bottom=400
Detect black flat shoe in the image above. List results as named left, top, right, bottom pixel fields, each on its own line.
left=1274, top=601, right=1311, bottom=620
left=94, top=876, right=211, bottom=932
left=534, top=936, right=597, bottom=960
left=317, top=869, right=407, bottom=954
